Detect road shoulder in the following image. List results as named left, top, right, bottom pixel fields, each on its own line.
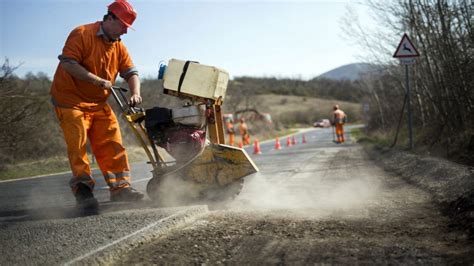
left=365, top=146, right=474, bottom=238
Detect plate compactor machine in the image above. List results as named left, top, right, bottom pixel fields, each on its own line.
left=111, top=59, right=258, bottom=206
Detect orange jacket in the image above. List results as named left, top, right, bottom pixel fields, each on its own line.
left=226, top=121, right=235, bottom=134
left=239, top=122, right=248, bottom=136
left=50, top=22, right=135, bottom=111
left=333, top=109, right=346, bottom=125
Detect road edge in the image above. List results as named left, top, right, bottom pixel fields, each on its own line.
left=364, top=145, right=474, bottom=238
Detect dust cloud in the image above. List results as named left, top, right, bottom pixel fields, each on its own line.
left=148, top=173, right=202, bottom=207
left=228, top=172, right=381, bottom=219
left=22, top=180, right=77, bottom=220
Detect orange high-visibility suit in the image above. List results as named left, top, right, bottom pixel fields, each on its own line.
left=50, top=22, right=138, bottom=195
left=226, top=120, right=235, bottom=146
left=333, top=105, right=346, bottom=143
left=239, top=119, right=251, bottom=145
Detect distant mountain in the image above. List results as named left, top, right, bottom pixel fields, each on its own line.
left=317, top=63, right=379, bottom=81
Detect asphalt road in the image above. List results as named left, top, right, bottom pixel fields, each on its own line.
left=1, top=126, right=472, bottom=264
left=117, top=126, right=473, bottom=264
left=0, top=126, right=328, bottom=217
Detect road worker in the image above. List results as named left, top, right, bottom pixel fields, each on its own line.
left=239, top=118, right=251, bottom=146
left=50, top=0, right=144, bottom=210
left=226, top=118, right=235, bottom=146
left=332, top=104, right=347, bottom=143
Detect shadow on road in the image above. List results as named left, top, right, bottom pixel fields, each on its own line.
left=0, top=201, right=157, bottom=222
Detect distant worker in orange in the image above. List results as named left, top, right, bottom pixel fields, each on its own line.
left=239, top=118, right=251, bottom=145
left=50, top=0, right=144, bottom=210
left=332, top=105, right=347, bottom=143
left=226, top=118, right=235, bottom=146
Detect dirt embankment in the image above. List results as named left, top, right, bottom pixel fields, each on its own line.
left=365, top=146, right=474, bottom=237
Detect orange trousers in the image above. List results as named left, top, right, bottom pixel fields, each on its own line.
left=55, top=104, right=131, bottom=194
left=335, top=123, right=345, bottom=143
left=228, top=133, right=235, bottom=146
left=242, top=133, right=251, bottom=145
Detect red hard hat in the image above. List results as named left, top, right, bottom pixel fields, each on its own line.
left=108, top=0, right=137, bottom=28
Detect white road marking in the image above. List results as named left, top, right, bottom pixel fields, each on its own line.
left=0, top=215, right=29, bottom=222
left=0, top=171, right=71, bottom=183
left=63, top=211, right=186, bottom=266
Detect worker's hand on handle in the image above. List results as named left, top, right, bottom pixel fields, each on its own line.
left=127, top=75, right=141, bottom=107
left=129, top=94, right=142, bottom=107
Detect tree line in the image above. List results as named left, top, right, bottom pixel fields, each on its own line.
left=355, top=0, right=473, bottom=165
left=228, top=76, right=366, bottom=102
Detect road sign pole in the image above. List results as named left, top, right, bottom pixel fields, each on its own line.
left=394, top=33, right=419, bottom=150
left=405, top=64, right=414, bottom=150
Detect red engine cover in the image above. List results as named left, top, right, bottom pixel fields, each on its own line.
left=166, top=128, right=206, bottom=162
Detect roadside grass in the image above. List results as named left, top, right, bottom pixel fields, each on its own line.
left=351, top=127, right=425, bottom=151
left=0, top=146, right=148, bottom=181
left=0, top=157, right=71, bottom=181
left=350, top=127, right=393, bottom=147
left=251, top=94, right=362, bottom=125
left=355, top=126, right=474, bottom=167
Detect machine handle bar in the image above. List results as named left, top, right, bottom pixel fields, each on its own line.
left=110, top=86, right=140, bottom=114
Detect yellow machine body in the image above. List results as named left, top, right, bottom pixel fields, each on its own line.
left=111, top=60, right=258, bottom=205
left=180, top=144, right=258, bottom=186
left=146, top=144, right=258, bottom=203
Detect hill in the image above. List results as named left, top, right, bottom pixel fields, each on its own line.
left=253, top=94, right=361, bottom=123
left=229, top=76, right=365, bottom=103
left=317, top=63, right=375, bottom=81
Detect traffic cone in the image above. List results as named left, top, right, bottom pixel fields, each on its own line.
left=286, top=136, right=292, bottom=147
left=292, top=135, right=297, bottom=145
left=253, top=139, right=262, bottom=154
left=302, top=134, right=307, bottom=144
left=275, top=137, right=282, bottom=150
left=238, top=141, right=243, bottom=148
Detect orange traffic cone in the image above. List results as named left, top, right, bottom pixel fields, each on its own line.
left=292, top=136, right=297, bottom=145
left=275, top=137, right=282, bottom=150
left=238, top=141, right=243, bottom=148
left=253, top=139, right=262, bottom=154
left=286, top=136, right=292, bottom=147
left=302, top=134, right=307, bottom=144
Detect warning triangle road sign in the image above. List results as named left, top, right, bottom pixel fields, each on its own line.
left=393, top=33, right=420, bottom=58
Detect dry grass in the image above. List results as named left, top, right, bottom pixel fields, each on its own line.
left=253, top=94, right=361, bottom=125
left=0, top=146, right=150, bottom=181
left=0, top=157, right=71, bottom=181
left=255, top=94, right=355, bottom=116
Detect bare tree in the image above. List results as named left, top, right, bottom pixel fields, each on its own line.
left=0, top=58, right=51, bottom=168
left=344, top=0, right=473, bottom=162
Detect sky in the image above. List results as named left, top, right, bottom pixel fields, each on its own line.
left=0, top=0, right=375, bottom=80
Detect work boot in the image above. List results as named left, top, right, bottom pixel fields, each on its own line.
left=75, top=183, right=99, bottom=210
left=110, top=187, right=144, bottom=202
